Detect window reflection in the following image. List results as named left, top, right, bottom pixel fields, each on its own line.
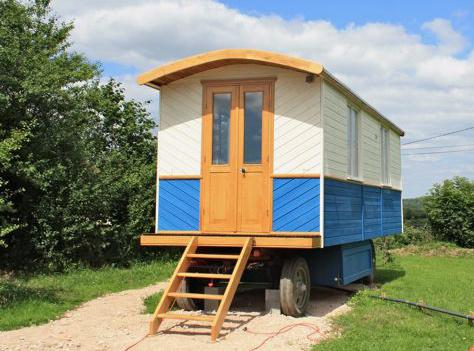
left=244, top=92, right=263, bottom=164
left=212, top=93, right=231, bottom=164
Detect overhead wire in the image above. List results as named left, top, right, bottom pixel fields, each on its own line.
left=402, top=126, right=474, bottom=146
left=402, top=143, right=474, bottom=150
left=402, top=147, right=474, bottom=156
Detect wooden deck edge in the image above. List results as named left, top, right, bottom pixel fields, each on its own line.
left=145, top=231, right=321, bottom=237
left=140, top=234, right=321, bottom=249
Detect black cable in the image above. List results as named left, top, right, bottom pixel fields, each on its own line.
left=369, top=295, right=474, bottom=323
left=402, top=126, right=474, bottom=146
left=324, top=286, right=474, bottom=324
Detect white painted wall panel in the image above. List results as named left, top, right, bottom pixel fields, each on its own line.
left=158, top=64, right=322, bottom=176
left=322, top=81, right=402, bottom=190
left=361, top=111, right=381, bottom=184
left=390, top=130, right=402, bottom=189
left=322, top=82, right=348, bottom=178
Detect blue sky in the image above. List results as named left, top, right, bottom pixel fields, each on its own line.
left=53, top=0, right=474, bottom=198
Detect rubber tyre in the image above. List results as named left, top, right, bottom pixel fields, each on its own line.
left=280, top=257, right=311, bottom=317
left=175, top=278, right=204, bottom=311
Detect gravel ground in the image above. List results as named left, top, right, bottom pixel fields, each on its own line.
left=0, top=283, right=350, bottom=351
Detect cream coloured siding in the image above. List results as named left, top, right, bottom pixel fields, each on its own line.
left=322, top=80, right=402, bottom=190
left=158, top=64, right=322, bottom=176
left=159, top=81, right=202, bottom=175
left=361, top=111, right=382, bottom=184
left=322, top=81, right=348, bottom=178
left=389, top=130, right=402, bottom=189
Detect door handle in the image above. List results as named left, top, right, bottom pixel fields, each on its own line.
left=240, top=168, right=246, bottom=174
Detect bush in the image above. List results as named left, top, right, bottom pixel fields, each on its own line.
left=424, top=177, right=474, bottom=248
left=374, top=225, right=433, bottom=262
left=392, top=225, right=433, bottom=247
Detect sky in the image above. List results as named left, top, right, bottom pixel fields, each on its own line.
left=51, top=0, right=474, bottom=198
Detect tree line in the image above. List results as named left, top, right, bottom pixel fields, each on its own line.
left=0, top=0, right=157, bottom=271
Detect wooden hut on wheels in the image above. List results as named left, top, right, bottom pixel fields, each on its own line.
left=138, top=49, right=404, bottom=341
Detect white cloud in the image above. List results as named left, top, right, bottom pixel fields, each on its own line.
left=422, top=18, right=468, bottom=55
left=51, top=0, right=474, bottom=196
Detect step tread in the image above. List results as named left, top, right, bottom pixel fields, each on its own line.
left=187, top=253, right=240, bottom=259
left=168, top=292, right=224, bottom=300
left=177, top=272, right=232, bottom=279
left=157, top=313, right=214, bottom=322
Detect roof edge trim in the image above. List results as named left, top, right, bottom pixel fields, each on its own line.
left=136, top=49, right=324, bottom=86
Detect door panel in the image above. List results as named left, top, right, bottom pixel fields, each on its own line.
left=237, top=84, right=271, bottom=232
left=202, top=86, right=239, bottom=232
left=201, top=80, right=273, bottom=233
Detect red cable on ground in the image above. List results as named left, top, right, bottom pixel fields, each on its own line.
left=122, top=322, right=324, bottom=351
left=244, top=322, right=325, bottom=351
left=122, top=334, right=148, bottom=351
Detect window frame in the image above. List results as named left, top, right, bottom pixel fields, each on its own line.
left=347, top=105, right=361, bottom=180
left=381, top=126, right=391, bottom=185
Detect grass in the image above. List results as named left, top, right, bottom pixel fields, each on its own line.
left=314, top=247, right=474, bottom=351
left=0, top=260, right=175, bottom=331
left=143, top=290, right=163, bottom=314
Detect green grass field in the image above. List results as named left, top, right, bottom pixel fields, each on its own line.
left=314, top=250, right=474, bottom=351
left=0, top=260, right=175, bottom=331
left=2, top=245, right=473, bottom=351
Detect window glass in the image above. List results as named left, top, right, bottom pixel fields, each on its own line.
left=347, top=107, right=359, bottom=177
left=243, top=92, right=263, bottom=164
left=381, top=127, right=390, bottom=184
left=212, top=93, right=231, bottom=164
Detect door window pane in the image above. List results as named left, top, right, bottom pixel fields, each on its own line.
left=244, top=92, right=263, bottom=164
left=212, top=93, right=231, bottom=165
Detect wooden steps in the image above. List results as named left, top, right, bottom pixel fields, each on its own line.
left=157, top=313, right=214, bottom=322
left=187, top=253, right=240, bottom=259
left=167, top=292, right=223, bottom=300
left=176, top=272, right=232, bottom=279
left=148, top=236, right=253, bottom=341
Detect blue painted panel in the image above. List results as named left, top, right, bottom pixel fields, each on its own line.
left=382, top=189, right=402, bottom=234
left=363, top=186, right=382, bottom=239
left=305, top=240, right=373, bottom=286
left=158, top=180, right=200, bottom=231
left=324, top=179, right=402, bottom=246
left=272, top=178, right=320, bottom=232
left=324, top=179, right=363, bottom=246
left=341, top=241, right=373, bottom=284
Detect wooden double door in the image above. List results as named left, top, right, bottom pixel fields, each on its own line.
left=201, top=80, right=273, bottom=233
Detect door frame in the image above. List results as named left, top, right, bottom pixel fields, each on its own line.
left=200, top=77, right=275, bottom=234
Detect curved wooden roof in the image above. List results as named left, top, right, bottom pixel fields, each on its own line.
left=137, top=49, right=323, bottom=87
left=137, top=49, right=404, bottom=136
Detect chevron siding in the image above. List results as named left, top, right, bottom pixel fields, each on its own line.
left=272, top=178, right=320, bottom=232
left=158, top=180, right=200, bottom=231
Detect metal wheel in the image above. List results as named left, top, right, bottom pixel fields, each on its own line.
left=280, top=257, right=311, bottom=317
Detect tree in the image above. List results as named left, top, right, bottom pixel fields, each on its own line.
left=424, top=177, right=474, bottom=248
left=0, top=0, right=156, bottom=270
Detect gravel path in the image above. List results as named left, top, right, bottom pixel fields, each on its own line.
left=0, top=283, right=350, bottom=351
